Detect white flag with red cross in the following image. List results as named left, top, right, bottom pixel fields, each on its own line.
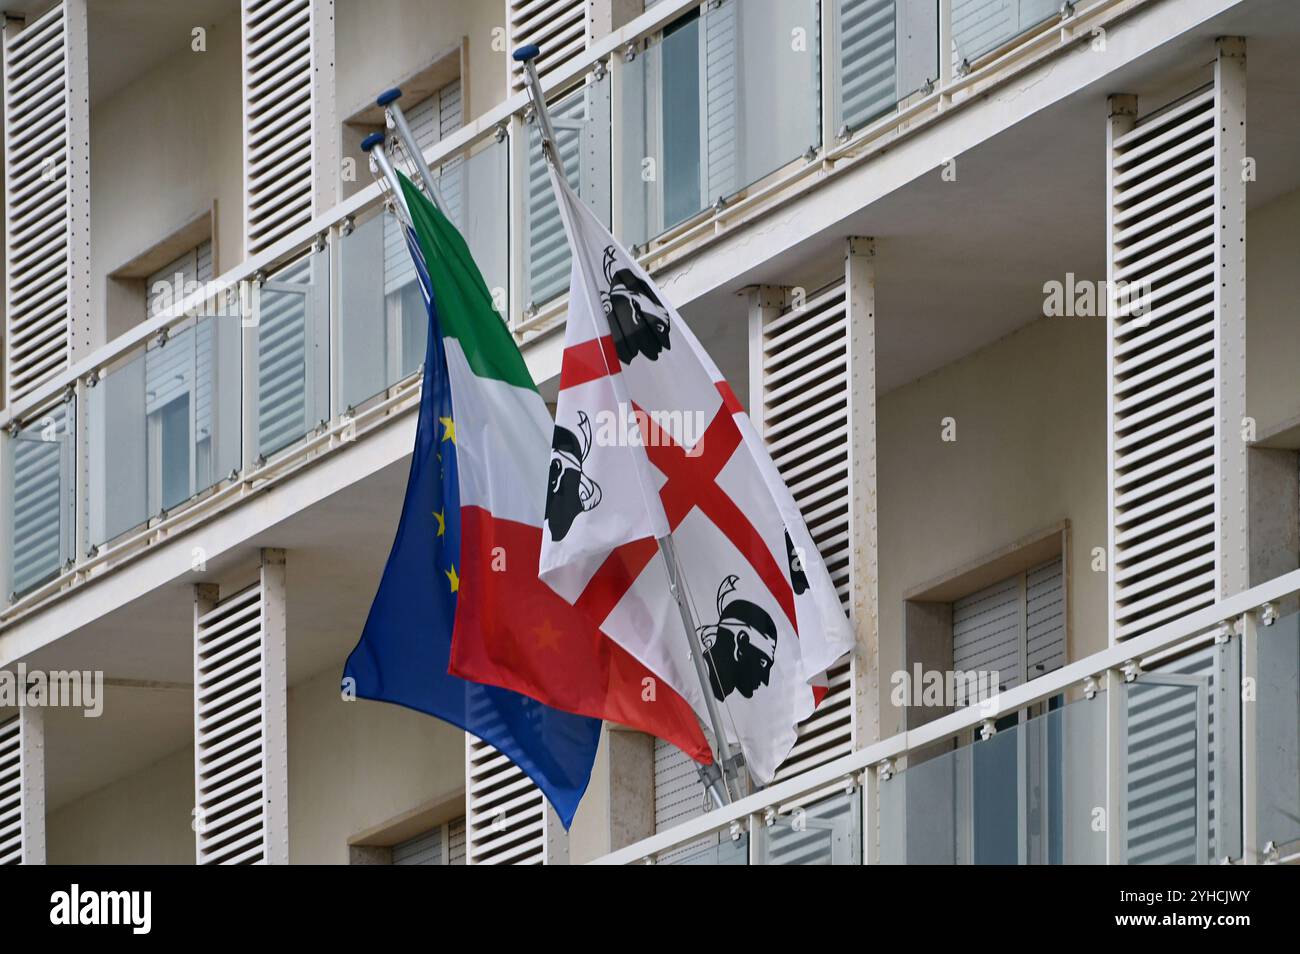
left=537, top=165, right=855, bottom=784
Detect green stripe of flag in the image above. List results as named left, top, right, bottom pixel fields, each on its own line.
left=398, top=172, right=537, bottom=393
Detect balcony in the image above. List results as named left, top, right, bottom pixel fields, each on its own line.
left=595, top=569, right=1300, bottom=865
left=0, top=0, right=1156, bottom=616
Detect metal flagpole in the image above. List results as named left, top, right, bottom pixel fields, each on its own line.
left=375, top=88, right=451, bottom=215
left=513, top=44, right=739, bottom=807
left=361, top=131, right=414, bottom=223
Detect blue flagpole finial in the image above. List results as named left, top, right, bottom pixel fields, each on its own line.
left=512, top=43, right=540, bottom=63
left=376, top=87, right=402, bottom=107
left=360, top=131, right=386, bottom=153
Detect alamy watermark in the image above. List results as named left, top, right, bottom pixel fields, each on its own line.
left=0, top=664, right=104, bottom=717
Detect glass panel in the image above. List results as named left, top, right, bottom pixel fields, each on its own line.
left=878, top=694, right=1106, bottom=863
left=1123, top=677, right=1207, bottom=864
left=758, top=788, right=862, bottom=864
left=88, top=350, right=148, bottom=546
left=1258, top=607, right=1300, bottom=850
left=255, top=248, right=329, bottom=457
left=88, top=312, right=239, bottom=547
left=952, top=0, right=1059, bottom=66
left=835, top=0, right=938, bottom=136
left=5, top=401, right=75, bottom=596
left=525, top=72, right=611, bottom=310
left=339, top=138, right=509, bottom=410
left=660, top=830, right=748, bottom=865
left=618, top=0, right=821, bottom=251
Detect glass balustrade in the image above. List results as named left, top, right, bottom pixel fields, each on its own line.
left=834, top=0, right=939, bottom=136
left=4, top=400, right=75, bottom=597
left=338, top=136, right=509, bottom=411
left=1257, top=607, right=1300, bottom=852
left=87, top=311, right=241, bottom=549
left=524, top=72, right=612, bottom=311
left=255, top=248, right=330, bottom=458
left=755, top=787, right=862, bottom=864
left=952, top=0, right=1060, bottom=66
left=879, top=694, right=1106, bottom=863
left=1122, top=639, right=1240, bottom=864
left=618, top=0, right=822, bottom=251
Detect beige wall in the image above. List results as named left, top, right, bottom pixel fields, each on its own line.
left=286, top=662, right=465, bottom=864
left=877, top=316, right=1108, bottom=737
left=88, top=13, right=243, bottom=345
left=48, top=745, right=194, bottom=865
left=335, top=0, right=506, bottom=131
left=46, top=659, right=468, bottom=865
left=1247, top=186, right=1300, bottom=439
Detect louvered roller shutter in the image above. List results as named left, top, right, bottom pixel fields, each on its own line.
left=525, top=79, right=609, bottom=307
left=3, top=2, right=89, bottom=403
left=392, top=826, right=442, bottom=865
left=391, top=816, right=468, bottom=865
left=701, top=0, right=737, bottom=204
left=652, top=737, right=721, bottom=863
left=1026, top=556, right=1065, bottom=678
left=508, top=0, right=590, bottom=94
left=193, top=556, right=288, bottom=865
left=954, top=575, right=1023, bottom=691
left=758, top=283, right=854, bottom=780
left=10, top=401, right=74, bottom=595
left=0, top=716, right=24, bottom=864
left=1107, top=86, right=1221, bottom=642
left=256, top=251, right=327, bottom=457
left=464, top=735, right=548, bottom=864
left=241, top=0, right=321, bottom=254
left=952, top=558, right=1065, bottom=692
left=837, top=0, right=896, bottom=132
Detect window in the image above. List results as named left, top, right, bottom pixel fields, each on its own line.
left=391, top=816, right=466, bottom=866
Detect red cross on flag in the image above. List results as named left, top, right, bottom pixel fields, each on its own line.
left=539, top=166, right=855, bottom=784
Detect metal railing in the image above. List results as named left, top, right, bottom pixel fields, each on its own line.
left=594, top=566, right=1300, bottom=865
left=0, top=0, right=1136, bottom=619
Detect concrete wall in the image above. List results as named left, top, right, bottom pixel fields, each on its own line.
left=877, top=315, right=1108, bottom=738
left=88, top=14, right=243, bottom=345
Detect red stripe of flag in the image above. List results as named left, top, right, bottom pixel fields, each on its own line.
left=558, top=335, right=621, bottom=391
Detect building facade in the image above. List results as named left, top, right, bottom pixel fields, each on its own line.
left=0, top=0, right=1297, bottom=865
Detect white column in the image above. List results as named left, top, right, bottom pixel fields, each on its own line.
left=1214, top=36, right=1248, bottom=601
left=259, top=547, right=289, bottom=864
left=845, top=236, right=879, bottom=746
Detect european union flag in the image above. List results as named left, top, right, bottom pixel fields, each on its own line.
left=343, top=226, right=600, bottom=828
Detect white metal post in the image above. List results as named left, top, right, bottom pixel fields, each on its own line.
left=1104, top=667, right=1125, bottom=863
left=192, top=581, right=218, bottom=865
left=65, top=0, right=91, bottom=362
left=1240, top=609, right=1259, bottom=862
left=1214, top=37, right=1248, bottom=603
left=19, top=706, right=46, bottom=864
left=938, top=0, right=953, bottom=110
left=845, top=237, right=879, bottom=746
left=260, top=547, right=289, bottom=864
left=1104, top=93, right=1137, bottom=647
left=820, top=0, right=837, bottom=146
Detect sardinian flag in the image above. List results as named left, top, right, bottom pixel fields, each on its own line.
left=538, top=166, right=855, bottom=784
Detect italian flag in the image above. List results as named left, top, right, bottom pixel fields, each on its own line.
left=397, top=174, right=710, bottom=763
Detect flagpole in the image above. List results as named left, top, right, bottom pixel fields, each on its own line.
left=375, top=88, right=451, bottom=215
left=513, top=44, right=739, bottom=808
left=360, top=131, right=413, bottom=221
